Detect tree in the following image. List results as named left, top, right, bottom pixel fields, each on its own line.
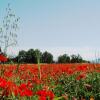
left=25, top=49, right=35, bottom=63
left=58, top=54, right=70, bottom=63
left=42, top=51, right=53, bottom=63
left=17, top=50, right=26, bottom=63
left=70, top=54, right=83, bottom=63
left=0, top=4, right=20, bottom=54
left=34, top=49, right=42, bottom=63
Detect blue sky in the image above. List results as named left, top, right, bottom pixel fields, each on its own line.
left=0, top=0, right=100, bottom=60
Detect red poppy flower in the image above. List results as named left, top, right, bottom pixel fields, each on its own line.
left=39, top=96, right=46, bottom=100
left=76, top=66, right=87, bottom=72
left=20, top=88, right=33, bottom=96
left=76, top=73, right=86, bottom=80
left=19, top=83, right=33, bottom=97
left=36, top=90, right=54, bottom=100
left=0, top=77, right=7, bottom=88
left=0, top=54, right=8, bottom=62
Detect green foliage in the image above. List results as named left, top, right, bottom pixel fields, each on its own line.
left=18, top=50, right=26, bottom=63
left=53, top=72, right=100, bottom=100
left=42, top=51, right=53, bottom=63
left=34, top=49, right=42, bottom=63
left=70, top=54, right=83, bottom=63
left=26, top=49, right=35, bottom=63
left=14, top=49, right=42, bottom=63
left=11, top=49, right=89, bottom=64
left=57, top=54, right=86, bottom=63
left=58, top=54, right=70, bottom=63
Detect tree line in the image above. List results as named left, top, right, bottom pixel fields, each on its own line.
left=10, top=48, right=89, bottom=64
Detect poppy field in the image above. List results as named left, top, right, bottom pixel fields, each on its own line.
left=0, top=1, right=100, bottom=100
left=0, top=60, right=100, bottom=100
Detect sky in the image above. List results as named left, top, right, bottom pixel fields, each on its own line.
left=0, top=0, right=100, bottom=60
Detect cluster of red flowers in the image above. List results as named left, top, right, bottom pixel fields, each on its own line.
left=0, top=63, right=99, bottom=99
left=0, top=54, right=8, bottom=62
left=76, top=73, right=86, bottom=80
left=0, top=77, right=33, bottom=96
left=36, top=90, right=54, bottom=100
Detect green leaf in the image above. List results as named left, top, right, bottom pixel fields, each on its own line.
left=54, top=96, right=64, bottom=100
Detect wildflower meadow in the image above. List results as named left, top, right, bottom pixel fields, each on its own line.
left=0, top=54, right=100, bottom=100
